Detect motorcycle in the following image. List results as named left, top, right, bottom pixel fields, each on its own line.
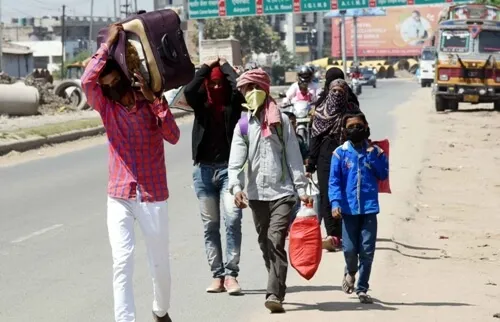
left=278, top=93, right=312, bottom=147
left=350, top=78, right=362, bottom=96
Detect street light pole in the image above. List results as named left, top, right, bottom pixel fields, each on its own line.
left=61, top=4, right=66, bottom=79
left=340, top=10, right=347, bottom=75
left=0, top=0, right=3, bottom=72
left=89, top=0, right=94, bottom=52
left=353, top=16, right=358, bottom=64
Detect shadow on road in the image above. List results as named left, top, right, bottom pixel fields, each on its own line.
left=376, top=247, right=442, bottom=260
left=376, top=237, right=443, bottom=260
left=377, top=238, right=441, bottom=251
left=284, top=301, right=397, bottom=312
left=284, top=298, right=472, bottom=312
left=244, top=285, right=341, bottom=296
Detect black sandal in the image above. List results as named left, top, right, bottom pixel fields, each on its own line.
left=358, top=292, right=373, bottom=304
left=342, top=274, right=355, bottom=294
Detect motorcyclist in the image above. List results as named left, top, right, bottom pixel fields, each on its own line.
left=244, top=61, right=259, bottom=72
left=285, top=66, right=320, bottom=104
left=313, top=70, right=321, bottom=84
left=350, top=65, right=362, bottom=80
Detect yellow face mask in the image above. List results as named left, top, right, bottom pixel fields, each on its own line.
left=243, top=89, right=267, bottom=115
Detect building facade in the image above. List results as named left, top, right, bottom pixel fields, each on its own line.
left=1, top=43, right=34, bottom=78
left=267, top=13, right=331, bottom=64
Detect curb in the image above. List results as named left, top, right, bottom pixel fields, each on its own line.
left=0, top=109, right=192, bottom=156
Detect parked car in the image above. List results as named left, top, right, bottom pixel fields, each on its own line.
left=360, top=69, right=377, bottom=88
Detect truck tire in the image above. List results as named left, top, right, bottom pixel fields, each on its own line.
left=54, top=80, right=90, bottom=110
left=494, top=101, right=500, bottom=111
left=421, top=81, right=426, bottom=88
left=448, top=100, right=459, bottom=111
left=435, top=96, right=445, bottom=112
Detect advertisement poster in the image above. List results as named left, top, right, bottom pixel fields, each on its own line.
left=331, top=5, right=444, bottom=57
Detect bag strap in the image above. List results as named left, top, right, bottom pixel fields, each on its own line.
left=237, top=112, right=249, bottom=172
left=239, top=112, right=289, bottom=183
left=238, top=112, right=249, bottom=143
left=275, top=114, right=287, bottom=182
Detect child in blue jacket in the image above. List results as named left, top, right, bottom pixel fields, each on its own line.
left=328, top=112, right=389, bottom=304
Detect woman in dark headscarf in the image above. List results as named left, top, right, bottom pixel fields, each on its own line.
left=306, top=78, right=360, bottom=252
left=315, top=67, right=359, bottom=108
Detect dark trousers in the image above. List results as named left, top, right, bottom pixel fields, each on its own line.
left=249, top=195, right=295, bottom=301
left=342, top=214, right=378, bottom=294
left=317, top=159, right=342, bottom=238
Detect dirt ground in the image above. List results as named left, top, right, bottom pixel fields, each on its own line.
left=249, top=88, right=500, bottom=322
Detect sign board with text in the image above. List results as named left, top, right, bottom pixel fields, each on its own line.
left=188, top=0, right=470, bottom=19
left=331, top=5, right=445, bottom=57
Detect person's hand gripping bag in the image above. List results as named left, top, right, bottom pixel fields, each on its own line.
left=288, top=202, right=322, bottom=280
left=370, top=139, right=391, bottom=194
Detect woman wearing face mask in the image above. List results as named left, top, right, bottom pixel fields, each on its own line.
left=315, top=67, right=359, bottom=108
left=228, top=69, right=311, bottom=313
left=306, top=79, right=360, bottom=252
left=184, top=57, right=246, bottom=295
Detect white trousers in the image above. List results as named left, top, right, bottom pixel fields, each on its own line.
left=107, top=195, right=171, bottom=322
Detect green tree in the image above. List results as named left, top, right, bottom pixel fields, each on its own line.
left=277, top=44, right=298, bottom=70
left=195, top=17, right=283, bottom=61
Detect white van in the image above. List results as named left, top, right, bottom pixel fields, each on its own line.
left=419, top=46, right=436, bottom=87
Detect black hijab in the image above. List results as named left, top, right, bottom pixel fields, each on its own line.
left=315, top=67, right=359, bottom=107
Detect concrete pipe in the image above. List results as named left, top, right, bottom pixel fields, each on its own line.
left=54, top=80, right=90, bottom=111
left=0, top=83, right=40, bottom=116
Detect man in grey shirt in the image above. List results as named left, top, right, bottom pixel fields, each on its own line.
left=228, top=69, right=311, bottom=313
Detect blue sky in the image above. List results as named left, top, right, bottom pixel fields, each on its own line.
left=3, top=0, right=156, bottom=21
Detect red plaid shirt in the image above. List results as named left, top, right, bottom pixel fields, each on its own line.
left=81, top=44, right=180, bottom=202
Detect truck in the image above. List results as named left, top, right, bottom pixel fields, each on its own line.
left=199, top=38, right=243, bottom=67
left=419, top=46, right=436, bottom=88
left=53, top=58, right=91, bottom=110
left=433, top=4, right=500, bottom=112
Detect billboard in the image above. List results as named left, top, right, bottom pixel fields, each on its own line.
left=331, top=5, right=444, bottom=57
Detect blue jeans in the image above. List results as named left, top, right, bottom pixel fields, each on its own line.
left=342, top=214, right=378, bottom=294
left=193, top=164, right=243, bottom=278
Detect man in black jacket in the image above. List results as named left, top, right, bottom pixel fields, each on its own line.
left=184, top=58, right=245, bottom=295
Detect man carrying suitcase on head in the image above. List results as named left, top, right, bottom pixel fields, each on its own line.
left=81, top=23, right=179, bottom=322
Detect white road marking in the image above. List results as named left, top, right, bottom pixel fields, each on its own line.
left=11, top=224, right=64, bottom=244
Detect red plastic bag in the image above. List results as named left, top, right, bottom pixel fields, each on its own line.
left=371, top=139, right=391, bottom=194
left=288, top=205, right=322, bottom=280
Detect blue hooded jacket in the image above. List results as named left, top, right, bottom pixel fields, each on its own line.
left=328, top=141, right=389, bottom=216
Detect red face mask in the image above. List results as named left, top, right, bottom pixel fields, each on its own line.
left=205, top=67, right=226, bottom=109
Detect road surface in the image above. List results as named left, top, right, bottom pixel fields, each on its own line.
left=0, top=80, right=416, bottom=321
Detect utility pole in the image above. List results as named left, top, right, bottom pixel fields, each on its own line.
left=61, top=4, right=66, bottom=79
left=198, top=19, right=204, bottom=61
left=353, top=16, right=358, bottom=64
left=0, top=0, right=3, bottom=72
left=340, top=10, right=347, bottom=76
left=121, top=0, right=130, bottom=17
left=114, top=0, right=118, bottom=20
left=134, top=0, right=138, bottom=13
left=316, top=12, right=325, bottom=63
left=89, top=0, right=94, bottom=52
